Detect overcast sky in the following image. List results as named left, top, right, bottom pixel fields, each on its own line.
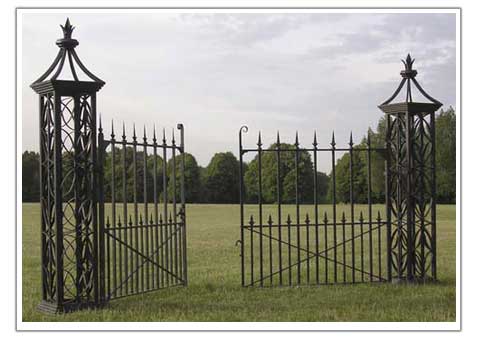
left=21, top=12, right=456, bottom=171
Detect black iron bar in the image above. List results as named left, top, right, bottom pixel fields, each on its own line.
left=162, top=129, right=169, bottom=286
left=305, top=214, right=310, bottom=284
left=132, top=125, right=139, bottom=293
left=385, top=115, right=393, bottom=282
left=313, top=132, right=319, bottom=284
left=149, top=214, right=155, bottom=288
left=153, top=128, right=161, bottom=288
left=276, top=132, right=283, bottom=285
left=238, top=126, right=247, bottom=286
left=172, top=130, right=179, bottom=284
left=257, top=132, right=264, bottom=286
left=295, top=132, right=301, bottom=285
left=143, top=127, right=149, bottom=290
left=360, top=212, right=365, bottom=282
left=349, top=132, right=355, bottom=283
left=419, top=117, right=426, bottom=279
left=342, top=212, right=346, bottom=283
left=268, top=215, right=273, bottom=285
left=110, top=123, right=117, bottom=297
left=287, top=214, right=292, bottom=286
left=324, top=212, right=328, bottom=283
left=122, top=124, right=128, bottom=295
left=241, top=147, right=386, bottom=153
left=178, top=124, right=187, bottom=285
left=128, top=215, right=133, bottom=293
left=331, top=132, right=338, bottom=282
left=97, top=122, right=106, bottom=302
left=249, top=215, right=254, bottom=286
left=377, top=211, right=382, bottom=278
left=117, top=216, right=122, bottom=296
left=430, top=112, right=437, bottom=280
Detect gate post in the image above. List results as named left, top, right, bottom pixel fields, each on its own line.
left=379, top=55, right=441, bottom=283
left=31, top=19, right=105, bottom=313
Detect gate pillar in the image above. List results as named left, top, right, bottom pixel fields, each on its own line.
left=31, top=19, right=105, bottom=313
left=379, top=55, right=441, bottom=283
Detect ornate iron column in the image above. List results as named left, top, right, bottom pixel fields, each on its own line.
left=379, top=55, right=441, bottom=283
left=31, top=19, right=105, bottom=313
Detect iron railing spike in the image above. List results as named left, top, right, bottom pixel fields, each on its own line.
left=331, top=131, right=336, bottom=147
left=162, top=128, right=166, bottom=143
left=313, top=130, right=317, bottom=146
left=349, top=131, right=353, bottom=146
left=132, top=123, right=137, bottom=140
left=257, top=131, right=262, bottom=147
left=172, top=127, right=176, bottom=144
left=122, top=122, right=126, bottom=139
left=98, top=113, right=103, bottom=132
left=111, top=120, right=115, bottom=138
left=276, top=131, right=280, bottom=145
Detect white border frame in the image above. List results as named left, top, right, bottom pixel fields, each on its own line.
left=15, top=7, right=461, bottom=331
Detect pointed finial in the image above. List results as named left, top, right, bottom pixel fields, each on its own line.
left=349, top=132, right=353, bottom=147
left=367, top=130, right=371, bottom=147
left=60, top=18, right=75, bottom=39
left=143, top=125, right=147, bottom=142
left=249, top=215, right=254, bottom=225
left=313, top=131, right=317, bottom=147
left=153, top=125, right=157, bottom=143
left=342, top=212, right=346, bottom=221
left=286, top=214, right=291, bottom=224
left=359, top=211, right=364, bottom=221
left=331, top=131, right=336, bottom=147
left=268, top=214, right=273, bottom=225
left=257, top=131, right=262, bottom=147
left=162, top=128, right=167, bottom=144
left=276, top=131, right=281, bottom=146
left=377, top=211, right=382, bottom=220
left=122, top=122, right=126, bottom=140
left=139, top=214, right=143, bottom=225
left=129, top=215, right=133, bottom=226
left=401, top=54, right=417, bottom=78
left=172, top=127, right=176, bottom=145
left=106, top=216, right=110, bottom=227
left=295, top=131, right=299, bottom=146
left=133, top=123, right=137, bottom=140
left=305, top=213, right=310, bottom=223
left=323, top=212, right=328, bottom=222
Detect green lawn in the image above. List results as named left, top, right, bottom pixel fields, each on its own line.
left=22, top=203, right=456, bottom=322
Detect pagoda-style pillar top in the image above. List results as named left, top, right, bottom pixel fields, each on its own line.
left=379, top=54, right=442, bottom=114
left=31, top=18, right=105, bottom=95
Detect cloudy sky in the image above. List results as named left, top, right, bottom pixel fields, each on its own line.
left=21, top=12, right=456, bottom=171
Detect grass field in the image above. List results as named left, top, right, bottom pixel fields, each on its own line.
left=22, top=203, right=456, bottom=322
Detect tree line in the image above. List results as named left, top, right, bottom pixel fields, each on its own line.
left=22, top=108, right=456, bottom=204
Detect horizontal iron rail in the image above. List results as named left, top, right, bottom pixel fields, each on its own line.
left=241, top=147, right=386, bottom=153
left=243, top=221, right=389, bottom=229
left=102, top=139, right=182, bottom=151
left=105, top=222, right=182, bottom=231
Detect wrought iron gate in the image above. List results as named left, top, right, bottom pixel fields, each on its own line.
left=97, top=123, right=188, bottom=302
left=238, top=128, right=391, bottom=286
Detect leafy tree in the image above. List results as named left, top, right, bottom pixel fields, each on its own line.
left=22, top=151, right=40, bottom=202
left=204, top=152, right=239, bottom=203
left=167, top=153, right=202, bottom=203
left=436, top=107, right=456, bottom=203
left=244, top=143, right=315, bottom=204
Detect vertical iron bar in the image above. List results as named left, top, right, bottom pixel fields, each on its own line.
left=153, top=128, right=161, bottom=288
left=385, top=115, right=393, bottom=282
left=324, top=213, right=328, bottom=283
left=349, top=133, right=355, bottom=283
left=359, top=212, right=364, bottom=282
left=162, top=130, right=169, bottom=286
left=295, top=133, right=301, bottom=285
left=172, top=131, right=178, bottom=284
left=287, top=214, right=292, bottom=286
left=313, top=132, right=319, bottom=284
left=406, top=112, right=414, bottom=281
left=367, top=131, right=373, bottom=282
left=110, top=123, right=117, bottom=297
left=143, top=128, right=149, bottom=290
left=268, top=215, right=273, bottom=285
left=53, top=94, right=64, bottom=309
left=430, top=112, right=437, bottom=280
left=331, top=133, right=337, bottom=282
left=257, top=132, right=264, bottom=287
left=122, top=124, right=128, bottom=295
left=74, top=95, right=83, bottom=303
left=377, top=211, right=382, bottom=279
left=275, top=132, right=283, bottom=285
left=178, top=124, right=187, bottom=285
left=305, top=214, right=310, bottom=284
left=239, top=126, right=246, bottom=286
left=249, top=215, right=254, bottom=286
left=133, top=126, right=139, bottom=293
left=342, top=212, right=346, bottom=283
left=39, top=96, right=46, bottom=300
left=97, top=121, right=106, bottom=303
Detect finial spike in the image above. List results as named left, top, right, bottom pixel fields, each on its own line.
left=172, top=127, right=176, bottom=144
left=276, top=131, right=280, bottom=145
left=367, top=130, right=371, bottom=146
left=313, top=131, right=317, bottom=146
left=143, top=125, right=147, bottom=141
left=133, top=123, right=137, bottom=140
left=295, top=131, right=299, bottom=146
left=349, top=131, right=353, bottom=147
left=257, top=131, right=262, bottom=147
left=111, top=120, right=115, bottom=138
left=359, top=211, right=364, bottom=221
left=153, top=125, right=157, bottom=141
left=122, top=122, right=126, bottom=139
left=323, top=212, right=328, bottom=222
left=162, top=128, right=166, bottom=144
left=331, top=131, right=336, bottom=147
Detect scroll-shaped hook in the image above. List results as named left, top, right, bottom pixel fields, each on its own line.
left=239, top=125, right=248, bottom=151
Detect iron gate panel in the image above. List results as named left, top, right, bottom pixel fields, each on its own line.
left=98, top=123, right=187, bottom=302
left=238, top=127, right=392, bottom=287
